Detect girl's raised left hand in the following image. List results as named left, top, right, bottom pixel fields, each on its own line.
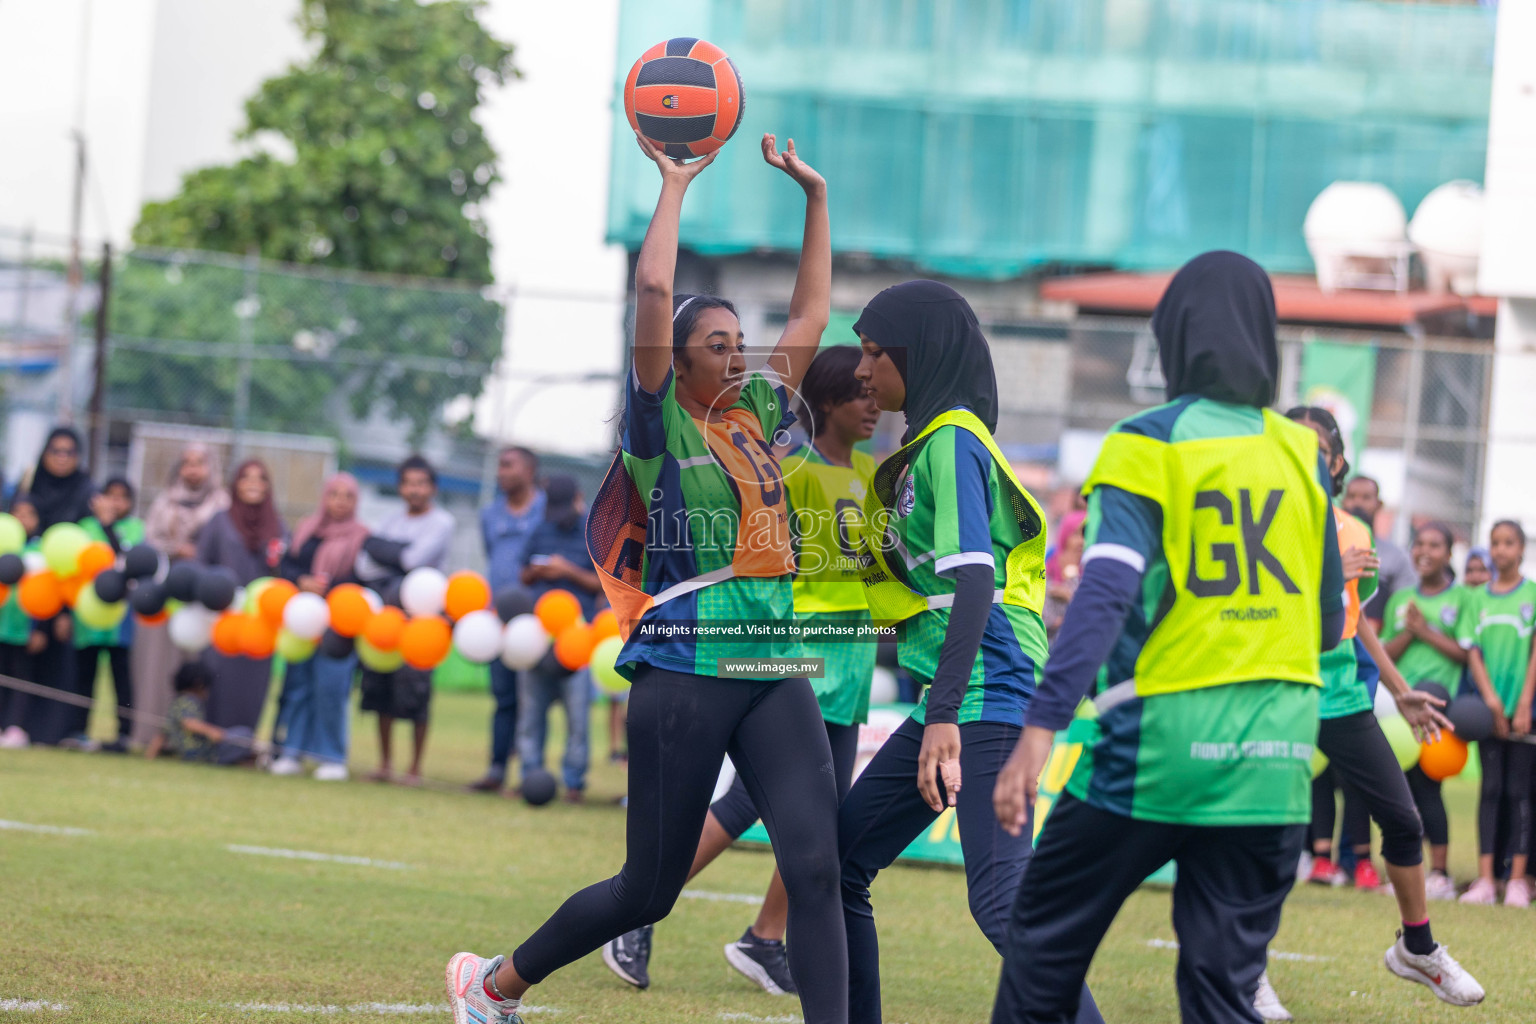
left=762, top=134, right=825, bottom=197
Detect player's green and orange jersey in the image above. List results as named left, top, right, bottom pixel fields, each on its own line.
left=782, top=444, right=875, bottom=725
left=592, top=366, right=800, bottom=680
left=1468, top=577, right=1536, bottom=711
left=1062, top=396, right=1342, bottom=826
left=74, top=516, right=145, bottom=649
left=1318, top=506, right=1377, bottom=720
left=1380, top=583, right=1471, bottom=691
left=871, top=422, right=1049, bottom=727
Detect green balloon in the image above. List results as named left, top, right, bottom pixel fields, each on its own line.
left=590, top=635, right=629, bottom=695
left=75, top=583, right=128, bottom=631
left=0, top=513, right=25, bottom=556
left=276, top=628, right=318, bottom=664
left=244, top=577, right=276, bottom=615
left=41, top=523, right=90, bottom=576
left=1380, top=714, right=1420, bottom=770
left=1311, top=747, right=1329, bottom=779
left=357, top=636, right=404, bottom=673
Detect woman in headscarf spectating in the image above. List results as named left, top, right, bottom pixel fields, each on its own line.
left=838, top=281, right=1100, bottom=1024
left=197, top=459, right=287, bottom=731
left=446, top=130, right=847, bottom=1024
left=990, top=252, right=1349, bottom=1024
left=132, top=442, right=229, bottom=747
left=269, top=472, right=370, bottom=781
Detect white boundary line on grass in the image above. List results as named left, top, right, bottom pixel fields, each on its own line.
left=681, top=888, right=763, bottom=905
left=0, top=1000, right=70, bottom=1012
left=1146, top=938, right=1331, bottom=962
left=719, top=1014, right=803, bottom=1023
left=228, top=1003, right=559, bottom=1015
left=0, top=819, right=93, bottom=836
left=226, top=845, right=411, bottom=870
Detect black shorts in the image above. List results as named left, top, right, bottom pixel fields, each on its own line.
left=359, top=666, right=433, bottom=722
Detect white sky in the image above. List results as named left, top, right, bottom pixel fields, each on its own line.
left=0, top=0, right=626, bottom=454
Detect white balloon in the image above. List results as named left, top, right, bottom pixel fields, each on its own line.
left=454, top=609, right=504, bottom=664
left=22, top=551, right=46, bottom=575
left=282, top=591, right=332, bottom=641
left=167, top=605, right=215, bottom=653
left=1373, top=683, right=1400, bottom=719
left=400, top=567, right=448, bottom=618
left=501, top=613, right=551, bottom=670
left=869, top=666, right=898, bottom=706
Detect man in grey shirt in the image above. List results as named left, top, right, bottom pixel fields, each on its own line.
left=355, top=454, right=456, bottom=784
left=1344, top=475, right=1416, bottom=628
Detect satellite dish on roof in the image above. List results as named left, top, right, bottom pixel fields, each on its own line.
left=1409, top=180, right=1484, bottom=295
left=1304, top=182, right=1410, bottom=293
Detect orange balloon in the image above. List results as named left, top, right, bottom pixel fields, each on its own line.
left=400, top=615, right=452, bottom=670
left=257, top=579, right=299, bottom=627
left=535, top=589, right=582, bottom=636
left=1419, top=731, right=1469, bottom=782
left=138, top=609, right=170, bottom=626
left=0, top=582, right=10, bottom=607
left=60, top=573, right=88, bottom=607
left=363, top=607, right=408, bottom=651
left=444, top=571, right=491, bottom=621
left=77, top=542, right=115, bottom=579
left=327, top=583, right=372, bottom=638
left=239, top=614, right=277, bottom=659
left=590, top=608, right=621, bottom=643
left=554, top=622, right=596, bottom=671
left=18, top=571, right=64, bottom=619
left=211, top=612, right=245, bottom=656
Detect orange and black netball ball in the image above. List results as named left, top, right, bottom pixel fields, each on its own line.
left=623, top=37, right=745, bottom=158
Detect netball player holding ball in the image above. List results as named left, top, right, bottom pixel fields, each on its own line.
left=443, top=114, right=846, bottom=1024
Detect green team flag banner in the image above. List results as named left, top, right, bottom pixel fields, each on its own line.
left=1299, top=340, right=1377, bottom=465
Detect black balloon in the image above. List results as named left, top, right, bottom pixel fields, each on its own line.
left=0, top=553, right=23, bottom=586
left=130, top=581, right=168, bottom=616
left=196, top=566, right=239, bottom=612
left=1413, top=681, right=1452, bottom=708
left=123, top=544, right=160, bottom=580
left=164, top=563, right=201, bottom=603
left=493, top=586, right=536, bottom=623
left=521, top=767, right=558, bottom=807
left=93, top=569, right=129, bottom=604
left=319, top=629, right=355, bottom=660
left=1447, top=693, right=1495, bottom=743
left=379, top=577, right=404, bottom=610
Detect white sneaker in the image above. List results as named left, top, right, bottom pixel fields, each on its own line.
left=1458, top=877, right=1497, bottom=904
left=312, top=763, right=349, bottom=782
left=1504, top=877, right=1531, bottom=908
left=1383, top=935, right=1485, bottom=1006
left=1254, top=971, right=1293, bottom=1021
left=269, top=756, right=303, bottom=776
left=445, top=952, right=523, bottom=1024
left=1425, top=871, right=1458, bottom=901
left=0, top=725, right=30, bottom=749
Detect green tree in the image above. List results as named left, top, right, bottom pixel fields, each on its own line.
left=114, top=0, right=516, bottom=442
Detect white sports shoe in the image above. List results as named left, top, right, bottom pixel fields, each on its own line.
left=1383, top=935, right=1485, bottom=1006
left=1425, top=871, right=1458, bottom=901
left=0, top=725, right=30, bottom=749
left=445, top=952, right=522, bottom=1024
left=1253, top=971, right=1293, bottom=1021
left=269, top=756, right=303, bottom=776
left=312, top=763, right=349, bottom=782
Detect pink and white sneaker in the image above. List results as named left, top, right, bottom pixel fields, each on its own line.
left=1504, top=877, right=1531, bottom=908
left=1458, top=877, right=1497, bottom=905
left=445, top=952, right=522, bottom=1024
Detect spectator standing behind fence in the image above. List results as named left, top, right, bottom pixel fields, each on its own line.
left=1043, top=509, right=1087, bottom=643
left=197, top=460, right=288, bottom=731
left=134, top=443, right=228, bottom=747
left=72, top=478, right=145, bottom=752
left=354, top=455, right=455, bottom=785
left=468, top=446, right=545, bottom=794
left=270, top=472, right=370, bottom=781
left=517, top=475, right=600, bottom=803
left=1344, top=475, right=1416, bottom=629
left=0, top=497, right=45, bottom=748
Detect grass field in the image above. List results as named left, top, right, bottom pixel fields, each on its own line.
left=1, top=687, right=1531, bottom=1023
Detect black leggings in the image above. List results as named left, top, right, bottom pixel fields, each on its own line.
left=1477, top=736, right=1536, bottom=860
left=510, top=665, right=847, bottom=1024
left=70, top=646, right=132, bottom=741
left=1316, top=711, right=1424, bottom=867
left=711, top=719, right=860, bottom=839
left=1406, top=766, right=1449, bottom=848
left=1310, top=764, right=1371, bottom=853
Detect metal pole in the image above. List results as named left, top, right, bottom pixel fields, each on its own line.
left=231, top=249, right=259, bottom=463
left=17, top=226, right=32, bottom=331
left=59, top=132, right=86, bottom=424
left=88, top=241, right=111, bottom=471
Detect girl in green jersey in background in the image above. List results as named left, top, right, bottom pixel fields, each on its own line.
left=1382, top=523, right=1472, bottom=899
left=1460, top=521, right=1536, bottom=907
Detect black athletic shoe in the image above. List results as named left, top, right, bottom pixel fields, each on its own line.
left=603, top=925, right=652, bottom=989
left=723, top=928, right=796, bottom=996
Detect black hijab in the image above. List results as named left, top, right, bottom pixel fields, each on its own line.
left=853, top=280, right=998, bottom=444
left=28, top=426, right=94, bottom=531
left=1151, top=251, right=1278, bottom=408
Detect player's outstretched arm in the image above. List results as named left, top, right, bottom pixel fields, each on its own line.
left=763, top=133, right=829, bottom=391
left=632, top=132, right=718, bottom=393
